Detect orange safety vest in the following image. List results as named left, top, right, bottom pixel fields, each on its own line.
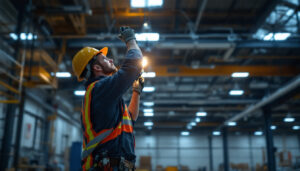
left=81, top=81, right=134, bottom=171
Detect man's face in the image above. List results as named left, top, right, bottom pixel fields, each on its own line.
left=96, top=53, right=117, bottom=75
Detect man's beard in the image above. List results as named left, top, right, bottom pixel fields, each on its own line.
left=101, top=64, right=117, bottom=75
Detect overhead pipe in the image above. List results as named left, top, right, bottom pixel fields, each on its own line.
left=194, top=0, right=208, bottom=32
left=33, top=5, right=91, bottom=15
left=142, top=99, right=258, bottom=105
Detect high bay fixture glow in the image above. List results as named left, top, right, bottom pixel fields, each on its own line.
left=143, top=87, right=156, bottom=92
left=213, top=131, right=221, bottom=136
left=271, top=125, right=276, bottom=130
left=263, top=32, right=291, bottom=41
left=231, top=72, right=249, bottom=78
left=181, top=131, right=189, bottom=136
left=196, top=112, right=207, bottom=116
left=284, top=117, right=295, bottom=122
left=187, top=125, right=192, bottom=130
left=190, top=122, right=196, bottom=126
left=135, top=33, right=160, bottom=41
left=131, top=0, right=163, bottom=8
left=143, top=108, right=153, bottom=113
left=254, top=131, right=263, bottom=136
left=74, top=90, right=85, bottom=96
left=195, top=118, right=201, bottom=122
left=293, top=126, right=300, bottom=130
left=227, top=122, right=236, bottom=126
left=142, top=72, right=156, bottom=78
left=143, top=102, right=154, bottom=107
left=55, top=72, right=71, bottom=78
left=10, top=33, right=37, bottom=40
left=144, top=122, right=153, bottom=126
left=229, top=90, right=244, bottom=96
left=144, top=113, right=154, bottom=117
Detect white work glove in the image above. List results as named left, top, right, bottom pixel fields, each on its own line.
left=132, top=76, right=144, bottom=94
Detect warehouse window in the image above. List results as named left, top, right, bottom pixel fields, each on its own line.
left=131, top=0, right=163, bottom=8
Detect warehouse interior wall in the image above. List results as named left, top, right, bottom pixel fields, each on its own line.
left=0, top=93, right=81, bottom=169
left=134, top=132, right=300, bottom=170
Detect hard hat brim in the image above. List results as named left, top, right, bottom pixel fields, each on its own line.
left=97, top=47, right=108, bottom=56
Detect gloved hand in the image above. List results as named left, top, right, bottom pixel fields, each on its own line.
left=132, top=76, right=144, bottom=94
left=118, top=26, right=136, bottom=43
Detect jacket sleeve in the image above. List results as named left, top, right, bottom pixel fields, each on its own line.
left=92, top=49, right=143, bottom=99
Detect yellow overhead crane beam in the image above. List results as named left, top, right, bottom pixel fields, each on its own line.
left=147, top=65, right=300, bottom=77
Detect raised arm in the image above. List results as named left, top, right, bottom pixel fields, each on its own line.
left=92, top=27, right=143, bottom=99
left=128, top=76, right=144, bottom=121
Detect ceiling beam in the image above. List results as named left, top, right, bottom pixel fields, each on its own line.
left=68, top=14, right=86, bottom=35
left=62, top=39, right=300, bottom=49
left=148, top=65, right=300, bottom=77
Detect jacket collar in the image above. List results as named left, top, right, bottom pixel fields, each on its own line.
left=84, top=76, right=106, bottom=88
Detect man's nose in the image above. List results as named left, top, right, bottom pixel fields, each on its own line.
left=109, top=58, right=113, bottom=63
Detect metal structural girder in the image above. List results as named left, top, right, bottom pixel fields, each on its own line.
left=23, top=66, right=57, bottom=88
left=148, top=65, right=300, bottom=77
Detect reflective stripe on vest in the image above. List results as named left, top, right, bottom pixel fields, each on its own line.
left=81, top=81, right=134, bottom=169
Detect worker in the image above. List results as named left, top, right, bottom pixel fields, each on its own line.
left=72, top=26, right=144, bottom=171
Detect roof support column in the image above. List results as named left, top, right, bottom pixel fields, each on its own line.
left=208, top=135, right=213, bottom=171
left=263, top=109, right=276, bottom=171
left=0, top=0, right=25, bottom=169
left=222, top=127, right=229, bottom=171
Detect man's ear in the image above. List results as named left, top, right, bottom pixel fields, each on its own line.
left=92, top=64, right=102, bottom=72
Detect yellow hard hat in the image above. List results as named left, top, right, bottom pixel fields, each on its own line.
left=72, top=46, right=108, bottom=81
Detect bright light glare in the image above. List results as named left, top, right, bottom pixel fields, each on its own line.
left=144, top=122, right=153, bottom=126
left=264, top=32, right=291, bottom=41
left=195, top=118, right=201, bottom=122
left=229, top=90, right=244, bottom=96
left=135, top=33, right=160, bottom=41
left=143, top=22, right=148, bottom=27
left=284, top=117, right=295, bottom=122
left=148, top=0, right=163, bottom=6
left=55, top=72, right=71, bottom=78
left=213, top=131, right=221, bottom=136
left=20, top=33, right=26, bottom=40
left=271, top=125, right=276, bottom=130
left=74, top=90, right=85, bottom=96
left=231, top=72, right=249, bottom=78
left=10, top=32, right=37, bottom=40
left=254, top=131, right=263, bottom=136
left=228, top=122, right=236, bottom=126
left=143, top=108, right=153, bottom=113
left=190, top=122, right=196, bottom=126
left=293, top=126, right=300, bottom=130
left=274, top=33, right=291, bottom=40
left=196, top=112, right=207, bottom=116
left=143, top=87, right=155, bottom=92
left=144, top=112, right=154, bottom=117
left=10, top=33, right=18, bottom=40
left=27, top=33, right=33, bottom=40
left=263, top=33, right=273, bottom=41
left=143, top=102, right=154, bottom=106
left=142, top=57, right=148, bottom=68
left=131, top=0, right=163, bottom=8
left=187, top=125, right=192, bottom=130
left=131, top=0, right=145, bottom=7
left=181, top=131, right=189, bottom=136
left=142, top=72, right=156, bottom=78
